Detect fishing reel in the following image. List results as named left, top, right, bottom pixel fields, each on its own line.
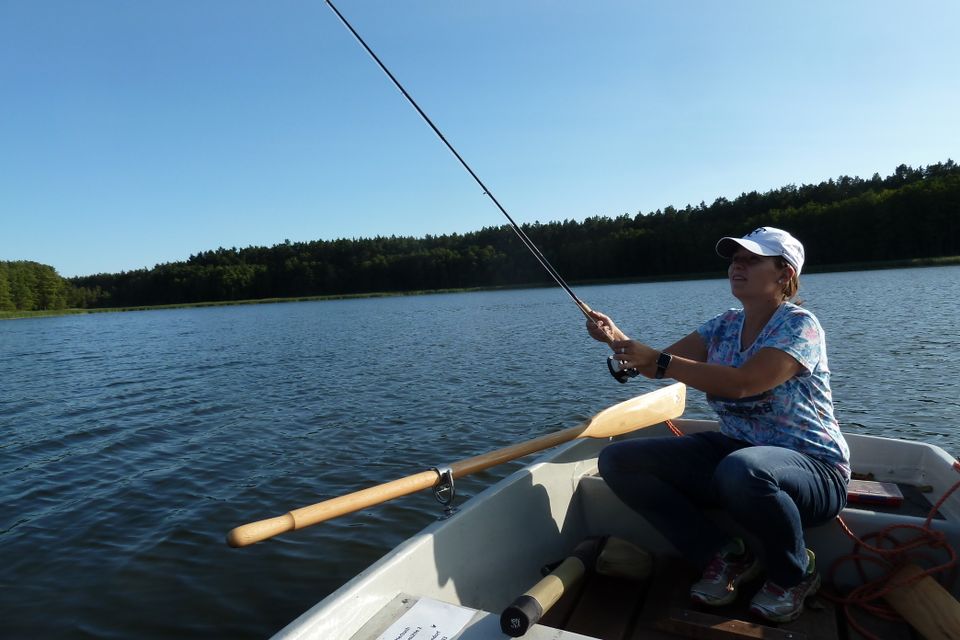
left=607, top=355, right=640, bottom=384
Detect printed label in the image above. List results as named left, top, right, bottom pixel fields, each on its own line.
left=374, top=597, right=475, bottom=640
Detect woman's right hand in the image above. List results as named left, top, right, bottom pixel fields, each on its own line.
left=585, top=310, right=625, bottom=344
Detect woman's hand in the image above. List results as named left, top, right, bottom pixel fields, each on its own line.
left=610, top=339, right=660, bottom=378
left=585, top=310, right=626, bottom=343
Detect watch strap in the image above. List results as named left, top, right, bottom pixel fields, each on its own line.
left=654, top=352, right=672, bottom=379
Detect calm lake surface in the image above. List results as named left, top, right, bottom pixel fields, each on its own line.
left=2, top=266, right=959, bottom=638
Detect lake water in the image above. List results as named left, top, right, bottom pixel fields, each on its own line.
left=2, top=266, right=958, bottom=638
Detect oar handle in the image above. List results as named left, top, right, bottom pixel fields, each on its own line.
left=227, top=470, right=440, bottom=547
left=227, top=514, right=296, bottom=548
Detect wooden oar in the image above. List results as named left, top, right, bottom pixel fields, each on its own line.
left=227, top=382, right=686, bottom=547
left=883, top=563, right=960, bottom=640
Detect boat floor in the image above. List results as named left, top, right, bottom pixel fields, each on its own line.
left=351, top=554, right=918, bottom=640
left=344, top=472, right=947, bottom=640
left=535, top=554, right=919, bottom=640
left=529, top=478, right=934, bottom=640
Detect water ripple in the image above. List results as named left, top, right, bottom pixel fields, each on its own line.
left=0, top=267, right=958, bottom=638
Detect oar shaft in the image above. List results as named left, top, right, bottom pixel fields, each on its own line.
left=227, top=426, right=584, bottom=548
left=227, top=383, right=686, bottom=547
left=226, top=470, right=439, bottom=547
left=451, top=425, right=584, bottom=478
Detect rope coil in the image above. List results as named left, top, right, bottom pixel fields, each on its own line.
left=825, top=473, right=960, bottom=639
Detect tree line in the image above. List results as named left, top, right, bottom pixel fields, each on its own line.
left=19, top=160, right=960, bottom=310
left=0, top=261, right=73, bottom=312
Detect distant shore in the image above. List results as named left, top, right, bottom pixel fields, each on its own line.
left=4, top=255, right=958, bottom=320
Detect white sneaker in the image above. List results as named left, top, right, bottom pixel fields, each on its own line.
left=690, top=539, right=762, bottom=607
left=749, top=549, right=820, bottom=623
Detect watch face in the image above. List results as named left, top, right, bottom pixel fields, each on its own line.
left=655, top=352, right=671, bottom=379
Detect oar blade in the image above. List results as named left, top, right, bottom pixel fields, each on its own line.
left=580, top=382, right=686, bottom=439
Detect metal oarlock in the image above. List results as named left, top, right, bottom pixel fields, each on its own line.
left=431, top=466, right=458, bottom=519
left=607, top=354, right=640, bottom=384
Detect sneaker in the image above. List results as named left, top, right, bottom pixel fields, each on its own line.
left=690, top=538, right=762, bottom=606
left=749, top=549, right=821, bottom=623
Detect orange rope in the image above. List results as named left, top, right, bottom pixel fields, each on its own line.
left=823, top=470, right=960, bottom=640
left=665, top=419, right=684, bottom=437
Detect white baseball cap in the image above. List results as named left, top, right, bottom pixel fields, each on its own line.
left=715, top=226, right=805, bottom=275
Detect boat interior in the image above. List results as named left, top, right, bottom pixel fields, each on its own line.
left=276, top=418, right=960, bottom=640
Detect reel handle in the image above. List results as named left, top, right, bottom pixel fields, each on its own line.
left=607, top=354, right=640, bottom=384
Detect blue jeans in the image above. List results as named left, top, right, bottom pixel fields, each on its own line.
left=598, top=431, right=848, bottom=587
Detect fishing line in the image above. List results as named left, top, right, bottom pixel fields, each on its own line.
left=324, top=0, right=638, bottom=382
left=324, top=1, right=587, bottom=314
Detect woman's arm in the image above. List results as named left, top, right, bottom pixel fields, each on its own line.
left=591, top=314, right=799, bottom=397
left=611, top=338, right=803, bottom=399
left=665, top=348, right=803, bottom=398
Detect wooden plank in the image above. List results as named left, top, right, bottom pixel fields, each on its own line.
left=884, top=563, right=960, bottom=640
left=631, top=556, right=841, bottom=640
left=629, top=556, right=694, bottom=640
left=563, top=572, right=649, bottom=640
left=841, top=608, right=915, bottom=640
left=657, top=607, right=805, bottom=639
left=537, top=570, right=589, bottom=631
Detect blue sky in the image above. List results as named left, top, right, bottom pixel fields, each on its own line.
left=2, top=1, right=957, bottom=278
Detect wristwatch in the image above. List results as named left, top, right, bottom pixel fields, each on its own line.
left=654, top=352, right=673, bottom=379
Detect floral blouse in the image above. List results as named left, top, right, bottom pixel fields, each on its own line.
left=696, top=303, right=851, bottom=479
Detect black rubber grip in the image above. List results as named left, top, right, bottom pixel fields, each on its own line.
left=500, top=594, right=543, bottom=637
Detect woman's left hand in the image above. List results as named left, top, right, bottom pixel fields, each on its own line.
left=610, top=339, right=660, bottom=378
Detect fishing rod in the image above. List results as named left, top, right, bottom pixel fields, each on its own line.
left=324, top=0, right=639, bottom=383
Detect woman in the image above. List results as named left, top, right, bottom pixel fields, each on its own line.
left=586, top=226, right=849, bottom=623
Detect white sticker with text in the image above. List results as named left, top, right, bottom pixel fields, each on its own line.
left=374, top=597, right=476, bottom=640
